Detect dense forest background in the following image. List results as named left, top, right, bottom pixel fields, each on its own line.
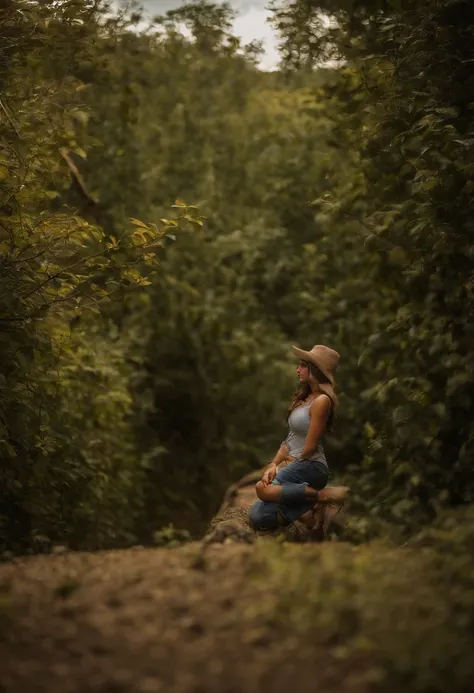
left=1, top=0, right=472, bottom=551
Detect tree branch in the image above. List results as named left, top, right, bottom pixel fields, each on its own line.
left=59, top=147, right=98, bottom=209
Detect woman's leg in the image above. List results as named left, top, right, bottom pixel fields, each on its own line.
left=256, top=482, right=347, bottom=505
left=256, top=460, right=329, bottom=507
left=248, top=499, right=282, bottom=530
left=254, top=483, right=346, bottom=532
left=255, top=460, right=348, bottom=527
left=253, top=460, right=328, bottom=525
left=248, top=475, right=310, bottom=530
left=249, top=461, right=348, bottom=530
left=255, top=480, right=320, bottom=503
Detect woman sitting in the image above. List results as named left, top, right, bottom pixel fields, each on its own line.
left=248, top=343, right=348, bottom=532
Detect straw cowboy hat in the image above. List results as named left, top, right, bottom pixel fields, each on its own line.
left=291, top=344, right=340, bottom=406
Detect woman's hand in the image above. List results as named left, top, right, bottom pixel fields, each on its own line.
left=261, top=463, right=277, bottom=486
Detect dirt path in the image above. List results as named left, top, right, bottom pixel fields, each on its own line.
left=0, top=542, right=369, bottom=693
left=1, top=536, right=473, bottom=693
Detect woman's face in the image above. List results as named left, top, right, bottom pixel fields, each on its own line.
left=296, top=360, right=310, bottom=383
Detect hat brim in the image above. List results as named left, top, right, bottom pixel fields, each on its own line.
left=291, top=345, right=335, bottom=386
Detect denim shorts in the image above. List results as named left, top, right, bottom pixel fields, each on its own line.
left=248, top=459, right=329, bottom=531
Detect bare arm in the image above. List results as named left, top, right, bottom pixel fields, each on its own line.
left=297, top=394, right=331, bottom=460
left=268, top=443, right=290, bottom=468
left=261, top=443, right=291, bottom=485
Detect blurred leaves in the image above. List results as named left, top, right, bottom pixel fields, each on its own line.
left=1, top=0, right=474, bottom=552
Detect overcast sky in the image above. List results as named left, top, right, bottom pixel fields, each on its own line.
left=134, top=1, right=280, bottom=69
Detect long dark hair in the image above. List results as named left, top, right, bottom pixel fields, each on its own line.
left=287, top=361, right=336, bottom=432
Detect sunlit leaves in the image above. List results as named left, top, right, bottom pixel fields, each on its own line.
left=0, top=0, right=202, bottom=550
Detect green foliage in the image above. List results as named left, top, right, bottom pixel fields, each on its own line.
left=0, top=0, right=302, bottom=549
left=2, top=0, right=473, bottom=549
left=270, top=0, right=474, bottom=523
left=249, top=535, right=474, bottom=692
left=152, top=524, right=192, bottom=548
left=0, top=1, right=195, bottom=549
left=65, top=2, right=334, bottom=535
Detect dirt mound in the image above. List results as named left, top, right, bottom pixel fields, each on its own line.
left=1, top=535, right=474, bottom=693
left=0, top=543, right=363, bottom=693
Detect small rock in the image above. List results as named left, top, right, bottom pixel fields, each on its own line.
left=51, top=545, right=69, bottom=555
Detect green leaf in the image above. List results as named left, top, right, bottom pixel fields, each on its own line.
left=1, top=441, right=17, bottom=458
left=129, top=218, right=148, bottom=228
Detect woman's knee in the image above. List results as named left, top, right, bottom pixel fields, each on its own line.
left=255, top=480, right=271, bottom=501
left=248, top=501, right=262, bottom=529
left=256, top=481, right=283, bottom=502
left=248, top=500, right=278, bottom=530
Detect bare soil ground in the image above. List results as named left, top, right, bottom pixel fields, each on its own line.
left=1, top=491, right=473, bottom=693
left=0, top=541, right=378, bottom=693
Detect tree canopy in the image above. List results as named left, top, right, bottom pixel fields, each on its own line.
left=1, top=0, right=473, bottom=550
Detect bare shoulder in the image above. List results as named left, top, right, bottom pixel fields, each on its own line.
left=309, top=393, right=331, bottom=417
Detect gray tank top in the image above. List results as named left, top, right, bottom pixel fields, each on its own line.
left=283, top=397, right=328, bottom=467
